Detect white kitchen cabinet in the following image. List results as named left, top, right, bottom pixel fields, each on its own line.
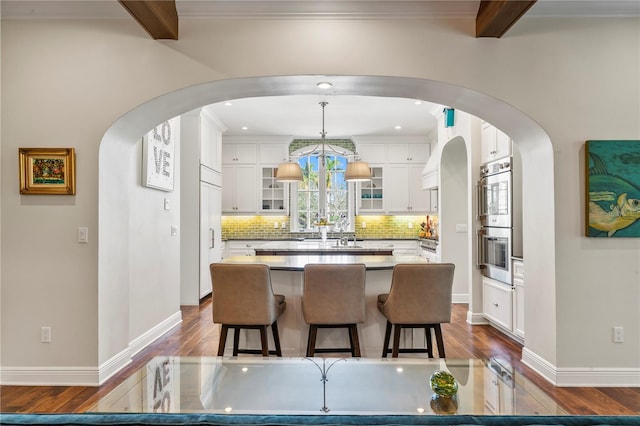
left=222, top=164, right=257, bottom=213
left=199, top=109, right=223, bottom=172
left=358, top=166, right=384, bottom=212
left=261, top=166, right=288, bottom=213
left=362, top=239, right=418, bottom=256
left=259, top=143, right=288, bottom=164
left=483, top=364, right=514, bottom=415
left=512, top=259, right=525, bottom=339
left=482, top=277, right=513, bottom=332
left=200, top=182, right=222, bottom=299
left=480, top=121, right=512, bottom=164
left=355, top=143, right=387, bottom=164
left=387, top=143, right=429, bottom=164
left=387, top=165, right=429, bottom=212
left=224, top=240, right=265, bottom=257
left=429, top=187, right=438, bottom=212
left=222, top=143, right=257, bottom=164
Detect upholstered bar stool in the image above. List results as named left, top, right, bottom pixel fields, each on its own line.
left=302, top=263, right=366, bottom=357
left=210, top=263, right=286, bottom=357
left=377, top=263, right=455, bottom=358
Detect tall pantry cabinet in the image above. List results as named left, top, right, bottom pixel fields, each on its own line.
left=180, top=107, right=225, bottom=305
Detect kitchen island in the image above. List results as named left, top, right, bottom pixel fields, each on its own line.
left=254, top=240, right=393, bottom=256
left=218, top=255, right=428, bottom=357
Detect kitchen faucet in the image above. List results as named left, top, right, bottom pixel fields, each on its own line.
left=335, top=214, right=349, bottom=246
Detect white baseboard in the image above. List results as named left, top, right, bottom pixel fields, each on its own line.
left=522, top=347, right=640, bottom=387
left=452, top=293, right=468, bottom=304
left=129, top=310, right=182, bottom=358
left=1, top=311, right=183, bottom=386
left=98, top=347, right=132, bottom=385
left=466, top=310, right=489, bottom=325
left=0, top=366, right=100, bottom=386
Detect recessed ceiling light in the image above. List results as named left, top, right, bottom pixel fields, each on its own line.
left=416, top=408, right=425, bottom=414
left=241, top=126, right=248, bottom=130
left=224, top=407, right=232, bottom=413
left=414, top=100, right=423, bottom=105
left=316, top=82, right=333, bottom=89
left=395, top=125, right=402, bottom=130
left=224, top=102, right=232, bottom=106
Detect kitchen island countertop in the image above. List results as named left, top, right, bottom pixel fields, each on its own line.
left=220, top=255, right=427, bottom=271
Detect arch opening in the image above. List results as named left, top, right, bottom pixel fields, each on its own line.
left=98, top=75, right=557, bottom=371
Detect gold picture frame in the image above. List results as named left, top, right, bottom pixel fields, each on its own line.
left=19, top=148, right=76, bottom=195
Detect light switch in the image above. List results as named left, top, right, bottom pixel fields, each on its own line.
left=164, top=199, right=171, bottom=210
left=455, top=224, right=468, bottom=233
left=78, top=227, right=88, bottom=243
left=171, top=225, right=178, bottom=236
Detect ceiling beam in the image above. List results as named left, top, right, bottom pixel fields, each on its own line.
left=476, top=1, right=537, bottom=38
left=118, top=0, right=178, bottom=40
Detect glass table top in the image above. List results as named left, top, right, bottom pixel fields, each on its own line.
left=90, top=356, right=566, bottom=416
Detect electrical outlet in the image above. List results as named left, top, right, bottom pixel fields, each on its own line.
left=408, top=222, right=413, bottom=229
left=41, top=326, right=51, bottom=343
left=361, top=222, right=367, bottom=228
left=613, top=326, right=624, bottom=343
left=281, top=222, right=287, bottom=229
left=273, top=222, right=279, bottom=229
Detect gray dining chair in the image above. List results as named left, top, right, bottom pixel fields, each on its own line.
left=210, top=263, right=286, bottom=357
left=377, top=263, right=455, bottom=358
left=302, top=263, right=366, bottom=357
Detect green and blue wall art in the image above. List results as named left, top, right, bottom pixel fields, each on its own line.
left=586, top=140, right=640, bottom=237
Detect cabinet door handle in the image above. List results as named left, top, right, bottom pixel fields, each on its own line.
left=210, top=228, right=215, bottom=249
left=493, top=303, right=499, bottom=307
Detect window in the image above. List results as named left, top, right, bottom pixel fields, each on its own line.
left=291, top=146, right=354, bottom=232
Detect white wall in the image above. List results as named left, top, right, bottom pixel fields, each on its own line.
left=440, top=137, right=469, bottom=301
left=1, top=16, right=638, bottom=386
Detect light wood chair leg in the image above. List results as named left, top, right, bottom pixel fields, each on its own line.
left=217, top=325, right=229, bottom=356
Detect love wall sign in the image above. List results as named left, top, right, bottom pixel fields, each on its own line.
left=143, top=119, right=176, bottom=191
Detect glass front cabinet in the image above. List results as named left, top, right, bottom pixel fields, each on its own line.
left=261, top=166, right=287, bottom=213
left=358, top=166, right=384, bottom=212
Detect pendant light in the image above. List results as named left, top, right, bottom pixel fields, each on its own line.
left=275, top=160, right=303, bottom=182
left=345, top=160, right=371, bottom=182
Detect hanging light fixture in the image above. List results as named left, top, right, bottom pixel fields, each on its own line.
left=275, top=160, right=303, bottom=182
left=345, top=159, right=371, bottom=182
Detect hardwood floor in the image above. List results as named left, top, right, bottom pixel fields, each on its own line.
left=1, top=298, right=639, bottom=415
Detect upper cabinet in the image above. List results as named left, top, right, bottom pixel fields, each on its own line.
left=358, top=166, right=384, bottom=212
left=480, top=121, right=512, bottom=164
left=386, top=164, right=429, bottom=213
left=222, top=143, right=257, bottom=164
left=259, top=143, right=288, bottom=164
left=388, top=143, right=429, bottom=164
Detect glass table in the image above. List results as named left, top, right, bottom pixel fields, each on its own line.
left=90, top=356, right=566, bottom=416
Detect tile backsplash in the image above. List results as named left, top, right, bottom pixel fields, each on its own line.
left=222, top=215, right=438, bottom=240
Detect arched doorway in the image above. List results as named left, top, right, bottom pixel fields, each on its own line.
left=98, top=75, right=556, bottom=373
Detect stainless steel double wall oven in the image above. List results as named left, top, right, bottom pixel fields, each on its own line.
left=477, top=158, right=514, bottom=284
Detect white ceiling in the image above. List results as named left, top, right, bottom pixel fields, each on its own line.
left=3, top=0, right=637, bottom=138
left=2, top=1, right=639, bottom=20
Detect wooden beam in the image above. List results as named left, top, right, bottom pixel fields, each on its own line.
left=119, top=0, right=178, bottom=40
left=476, top=1, right=537, bottom=38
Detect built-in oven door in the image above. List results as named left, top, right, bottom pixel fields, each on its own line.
left=477, top=227, right=512, bottom=285
left=477, top=170, right=512, bottom=228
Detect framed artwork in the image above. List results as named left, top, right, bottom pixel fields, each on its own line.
left=586, top=140, right=640, bottom=237
left=19, top=148, right=76, bottom=195
left=142, top=119, right=175, bottom=191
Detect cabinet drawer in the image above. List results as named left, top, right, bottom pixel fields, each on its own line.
left=483, top=278, right=513, bottom=331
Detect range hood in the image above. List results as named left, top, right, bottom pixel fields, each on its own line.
left=422, top=142, right=441, bottom=190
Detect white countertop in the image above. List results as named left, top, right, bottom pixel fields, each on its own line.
left=221, top=255, right=427, bottom=270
